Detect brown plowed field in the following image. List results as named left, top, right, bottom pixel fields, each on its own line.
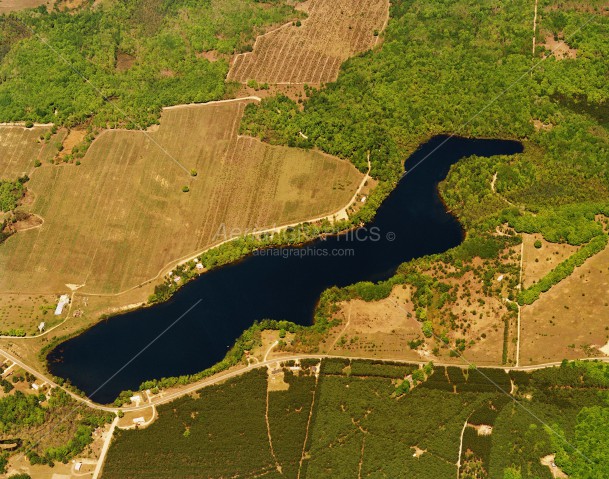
left=0, top=100, right=362, bottom=294
left=0, top=125, right=59, bottom=179
left=227, top=0, right=389, bottom=84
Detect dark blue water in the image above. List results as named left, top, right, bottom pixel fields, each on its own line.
left=47, top=136, right=523, bottom=403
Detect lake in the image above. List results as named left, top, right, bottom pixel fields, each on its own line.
left=47, top=136, right=523, bottom=403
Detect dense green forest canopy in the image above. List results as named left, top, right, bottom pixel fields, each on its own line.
left=0, top=177, right=25, bottom=212
left=0, top=0, right=298, bottom=127
left=103, top=360, right=609, bottom=479
left=242, top=0, right=609, bottom=245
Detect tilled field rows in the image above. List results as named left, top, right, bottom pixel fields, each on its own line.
left=0, top=126, right=59, bottom=179
left=0, top=101, right=362, bottom=294
left=228, top=0, right=389, bottom=84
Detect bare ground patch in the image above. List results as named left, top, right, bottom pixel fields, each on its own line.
left=0, top=0, right=50, bottom=13
left=322, top=285, right=426, bottom=361
left=541, top=34, right=577, bottom=60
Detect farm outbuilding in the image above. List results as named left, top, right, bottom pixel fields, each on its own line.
left=54, top=295, right=70, bottom=316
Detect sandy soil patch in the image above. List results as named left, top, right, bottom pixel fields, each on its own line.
left=56, top=0, right=86, bottom=10
left=469, top=424, right=493, bottom=436
left=541, top=454, right=569, bottom=478
left=323, top=253, right=513, bottom=366
left=520, top=242, right=609, bottom=364
left=118, top=406, right=156, bottom=430
left=10, top=213, right=43, bottom=232
left=0, top=0, right=50, bottom=13
left=267, top=363, right=290, bottom=392
left=116, top=51, right=136, bottom=72
left=542, top=35, right=577, bottom=60
left=533, top=119, right=553, bottom=131
left=521, top=233, right=578, bottom=288
left=411, top=445, right=426, bottom=458
left=56, top=128, right=86, bottom=160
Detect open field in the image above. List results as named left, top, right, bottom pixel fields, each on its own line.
left=320, top=248, right=519, bottom=367
left=0, top=125, right=61, bottom=180
left=227, top=0, right=389, bottom=84
left=520, top=241, right=609, bottom=364
left=0, top=99, right=362, bottom=295
left=322, top=287, right=426, bottom=361
left=0, top=0, right=50, bottom=13
left=0, top=293, right=61, bottom=335
left=101, top=360, right=609, bottom=479
left=521, top=233, right=579, bottom=288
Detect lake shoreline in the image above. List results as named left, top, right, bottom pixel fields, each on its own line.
left=46, top=135, right=524, bottom=404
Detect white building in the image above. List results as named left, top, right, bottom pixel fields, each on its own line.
left=54, top=295, right=70, bottom=316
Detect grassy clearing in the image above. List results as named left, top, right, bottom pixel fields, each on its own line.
left=0, top=293, right=60, bottom=336
left=0, top=100, right=362, bottom=295
left=228, top=0, right=389, bottom=84
left=521, top=239, right=609, bottom=364
left=521, top=233, right=579, bottom=288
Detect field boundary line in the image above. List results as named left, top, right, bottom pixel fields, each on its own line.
left=456, top=413, right=473, bottom=478
left=162, top=96, right=262, bottom=110
left=374, top=0, right=390, bottom=48
left=532, top=0, right=539, bottom=58
left=516, top=241, right=524, bottom=366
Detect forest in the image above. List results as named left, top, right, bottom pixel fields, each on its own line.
left=238, top=0, right=609, bottom=363
left=0, top=0, right=299, bottom=127
left=0, top=387, right=112, bottom=472
left=241, top=0, right=609, bottom=249
left=0, top=178, right=25, bottom=212
left=102, top=360, right=609, bottom=478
